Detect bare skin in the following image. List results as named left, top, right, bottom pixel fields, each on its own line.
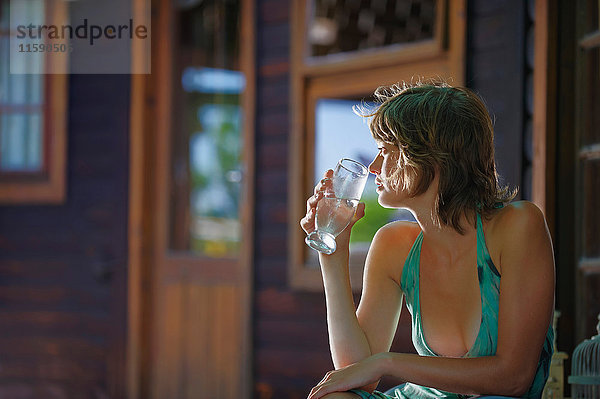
left=300, top=142, right=555, bottom=399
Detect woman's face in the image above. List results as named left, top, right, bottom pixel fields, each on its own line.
left=368, top=141, right=406, bottom=207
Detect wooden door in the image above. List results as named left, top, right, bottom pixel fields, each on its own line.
left=128, top=0, right=255, bottom=397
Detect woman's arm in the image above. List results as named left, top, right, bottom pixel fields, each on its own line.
left=318, top=222, right=408, bottom=393
left=308, top=202, right=555, bottom=399
left=301, top=172, right=407, bottom=373
left=320, top=222, right=408, bottom=366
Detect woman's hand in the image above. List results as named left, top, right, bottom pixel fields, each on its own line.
left=300, top=169, right=334, bottom=236
left=307, top=354, right=387, bottom=399
left=299, top=170, right=365, bottom=248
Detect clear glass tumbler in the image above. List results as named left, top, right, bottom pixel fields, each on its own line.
left=305, top=158, right=369, bottom=254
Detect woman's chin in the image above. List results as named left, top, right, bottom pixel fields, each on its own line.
left=377, top=191, right=405, bottom=209
left=377, top=195, right=396, bottom=209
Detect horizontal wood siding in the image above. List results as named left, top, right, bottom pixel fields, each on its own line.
left=254, top=1, right=333, bottom=396
left=0, top=75, right=130, bottom=398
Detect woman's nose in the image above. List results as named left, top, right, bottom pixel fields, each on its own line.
left=368, top=155, right=381, bottom=175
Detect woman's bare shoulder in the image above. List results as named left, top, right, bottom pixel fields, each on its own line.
left=374, top=220, right=421, bottom=246
left=488, top=201, right=547, bottom=234
left=366, top=220, right=421, bottom=285
left=486, top=201, right=551, bottom=274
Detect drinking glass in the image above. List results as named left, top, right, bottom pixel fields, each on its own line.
left=305, top=158, right=369, bottom=254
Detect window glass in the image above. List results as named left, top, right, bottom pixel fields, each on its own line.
left=308, top=0, right=436, bottom=58
left=169, top=0, right=244, bottom=258
left=313, top=98, right=414, bottom=254
left=0, top=0, right=45, bottom=174
left=0, top=114, right=43, bottom=172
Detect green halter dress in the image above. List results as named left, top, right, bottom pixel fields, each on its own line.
left=350, top=211, right=554, bottom=399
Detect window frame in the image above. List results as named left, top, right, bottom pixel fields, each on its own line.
left=289, top=0, right=466, bottom=291
left=0, top=0, right=68, bottom=204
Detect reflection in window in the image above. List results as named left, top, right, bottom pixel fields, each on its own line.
left=308, top=0, right=436, bottom=58
left=313, top=98, right=414, bottom=253
left=0, top=0, right=45, bottom=175
left=189, top=101, right=243, bottom=256
left=169, top=0, right=244, bottom=258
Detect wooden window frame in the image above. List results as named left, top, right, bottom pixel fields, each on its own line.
left=289, top=0, right=466, bottom=291
left=0, top=0, right=68, bottom=204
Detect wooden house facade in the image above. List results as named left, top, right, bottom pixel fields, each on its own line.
left=0, top=0, right=598, bottom=398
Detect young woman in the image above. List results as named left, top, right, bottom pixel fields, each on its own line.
left=300, top=83, right=555, bottom=399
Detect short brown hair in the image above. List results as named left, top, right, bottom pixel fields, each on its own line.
left=358, top=81, right=516, bottom=234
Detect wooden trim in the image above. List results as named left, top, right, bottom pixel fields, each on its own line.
left=302, top=40, right=442, bottom=77
left=149, top=0, right=174, bottom=395
left=308, top=59, right=457, bottom=98
left=289, top=0, right=308, bottom=291
left=447, top=0, right=466, bottom=83
left=288, top=0, right=466, bottom=291
left=238, top=0, right=255, bottom=396
left=127, top=71, right=144, bottom=399
left=532, top=0, right=557, bottom=237
left=127, top=0, right=151, bottom=396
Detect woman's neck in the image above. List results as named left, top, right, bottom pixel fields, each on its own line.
left=404, top=178, right=477, bottom=265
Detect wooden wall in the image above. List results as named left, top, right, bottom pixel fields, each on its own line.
left=467, top=0, right=529, bottom=199
left=0, top=75, right=130, bottom=398
left=252, top=1, right=529, bottom=398
left=254, top=2, right=323, bottom=397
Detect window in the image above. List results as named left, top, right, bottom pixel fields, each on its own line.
left=0, top=0, right=68, bottom=204
left=289, top=0, right=466, bottom=290
left=305, top=97, right=414, bottom=269
left=167, top=0, right=248, bottom=260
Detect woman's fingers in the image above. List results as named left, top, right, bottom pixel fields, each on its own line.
left=300, top=207, right=316, bottom=234
left=306, top=191, right=323, bottom=213
left=347, top=202, right=365, bottom=229
left=354, top=202, right=366, bottom=221
left=307, top=370, right=337, bottom=399
left=314, top=177, right=332, bottom=195
left=301, top=169, right=334, bottom=235
left=308, top=381, right=334, bottom=399
left=301, top=191, right=321, bottom=234
left=314, top=169, right=334, bottom=195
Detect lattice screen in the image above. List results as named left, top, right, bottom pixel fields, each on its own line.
left=308, top=0, right=437, bottom=57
